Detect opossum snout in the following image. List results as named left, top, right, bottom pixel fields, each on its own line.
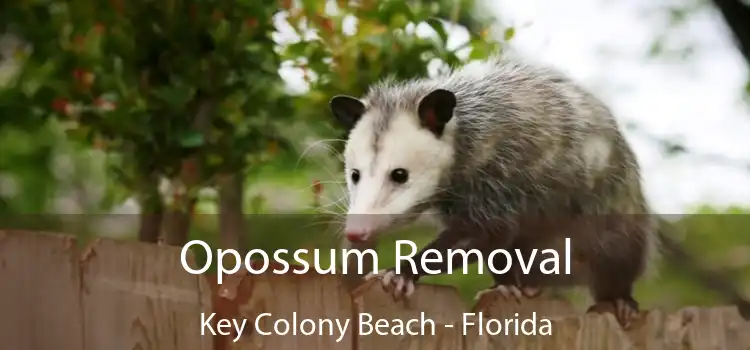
left=345, top=230, right=370, bottom=243
left=344, top=214, right=390, bottom=242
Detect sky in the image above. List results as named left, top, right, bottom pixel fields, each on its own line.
left=488, top=0, right=750, bottom=213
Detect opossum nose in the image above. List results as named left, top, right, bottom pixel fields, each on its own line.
left=346, top=231, right=368, bottom=242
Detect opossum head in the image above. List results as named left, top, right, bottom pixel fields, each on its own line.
left=329, top=89, right=457, bottom=243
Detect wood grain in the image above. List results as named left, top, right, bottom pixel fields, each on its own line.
left=0, top=230, right=83, bottom=350
left=2, top=231, right=750, bottom=350
left=352, top=279, right=466, bottom=350
left=80, top=237, right=212, bottom=350
left=214, top=270, right=353, bottom=350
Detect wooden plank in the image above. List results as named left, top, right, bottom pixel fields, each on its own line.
left=465, top=294, right=580, bottom=349
left=676, top=306, right=750, bottom=350
left=0, top=230, right=83, bottom=350
left=471, top=293, right=579, bottom=319
left=217, top=270, right=353, bottom=350
left=622, top=309, right=671, bottom=350
left=3, top=230, right=749, bottom=349
left=352, top=279, right=465, bottom=350
left=80, top=238, right=212, bottom=350
left=466, top=313, right=633, bottom=350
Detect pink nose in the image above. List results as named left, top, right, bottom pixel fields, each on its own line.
left=346, top=231, right=365, bottom=242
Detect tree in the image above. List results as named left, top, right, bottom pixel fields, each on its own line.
left=0, top=0, right=502, bottom=251
left=0, top=0, right=297, bottom=248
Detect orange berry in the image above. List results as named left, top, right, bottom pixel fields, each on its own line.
left=245, top=18, right=258, bottom=28
left=312, top=180, right=323, bottom=195
left=93, top=22, right=105, bottom=34
left=321, top=18, right=334, bottom=33
left=51, top=97, right=69, bottom=113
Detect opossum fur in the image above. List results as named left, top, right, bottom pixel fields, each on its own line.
left=330, top=55, right=750, bottom=325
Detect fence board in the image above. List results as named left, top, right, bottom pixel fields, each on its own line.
left=216, top=271, right=353, bottom=350
left=2, top=230, right=750, bottom=350
left=0, top=230, right=83, bottom=350
left=677, top=306, right=750, bottom=350
left=352, top=279, right=466, bottom=350
left=80, top=238, right=212, bottom=350
left=464, top=293, right=580, bottom=349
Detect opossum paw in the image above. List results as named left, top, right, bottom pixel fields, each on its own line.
left=586, top=297, right=640, bottom=329
left=474, top=284, right=540, bottom=303
left=365, top=268, right=416, bottom=301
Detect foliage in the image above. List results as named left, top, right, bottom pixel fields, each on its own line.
left=2, top=0, right=297, bottom=190
left=0, top=0, right=311, bottom=244
left=278, top=0, right=502, bottom=157
left=0, top=0, right=502, bottom=243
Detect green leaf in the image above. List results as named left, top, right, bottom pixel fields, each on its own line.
left=212, top=19, right=230, bottom=43
left=469, top=40, right=489, bottom=60
left=390, top=13, right=409, bottom=29
left=283, top=42, right=310, bottom=58
left=504, top=27, right=515, bottom=41
left=150, top=86, right=195, bottom=109
left=376, top=0, right=414, bottom=24
left=426, top=18, right=448, bottom=44
left=179, top=131, right=204, bottom=148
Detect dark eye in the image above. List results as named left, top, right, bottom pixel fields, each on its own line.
left=390, top=168, right=409, bottom=184
left=350, top=169, right=360, bottom=184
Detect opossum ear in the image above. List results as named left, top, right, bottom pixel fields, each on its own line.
left=329, top=95, right=365, bottom=130
left=418, top=89, right=456, bottom=137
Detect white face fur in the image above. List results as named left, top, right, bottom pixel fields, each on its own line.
left=341, top=109, right=456, bottom=242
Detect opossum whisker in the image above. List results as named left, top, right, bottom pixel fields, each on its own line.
left=317, top=192, right=349, bottom=212
left=295, top=142, right=348, bottom=196
left=313, top=203, right=346, bottom=216
left=304, top=180, right=346, bottom=198
left=295, top=138, right=346, bottom=169
left=310, top=205, right=346, bottom=217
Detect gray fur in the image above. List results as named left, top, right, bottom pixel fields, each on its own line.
left=351, top=56, right=656, bottom=308
left=340, top=55, right=750, bottom=324
left=363, top=56, right=655, bottom=238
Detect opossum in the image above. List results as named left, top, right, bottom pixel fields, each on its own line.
left=329, top=56, right=750, bottom=328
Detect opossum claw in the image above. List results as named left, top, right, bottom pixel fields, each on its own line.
left=361, top=268, right=417, bottom=300
left=586, top=298, right=640, bottom=329
left=499, top=285, right=524, bottom=302
left=474, top=284, right=526, bottom=303
left=378, top=268, right=417, bottom=301
left=364, top=269, right=386, bottom=281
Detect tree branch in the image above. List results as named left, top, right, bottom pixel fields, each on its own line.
left=218, top=172, right=246, bottom=252
left=161, top=97, right=217, bottom=246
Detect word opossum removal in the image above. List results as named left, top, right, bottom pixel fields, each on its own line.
left=331, top=55, right=750, bottom=329
left=180, top=238, right=572, bottom=284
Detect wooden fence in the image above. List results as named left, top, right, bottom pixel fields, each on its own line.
left=1, top=230, right=749, bottom=350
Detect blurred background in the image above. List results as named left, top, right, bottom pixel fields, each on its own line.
left=0, top=0, right=748, bottom=311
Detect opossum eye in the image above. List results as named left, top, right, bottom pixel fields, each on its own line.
left=350, top=169, right=360, bottom=184
left=390, top=168, right=409, bottom=184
